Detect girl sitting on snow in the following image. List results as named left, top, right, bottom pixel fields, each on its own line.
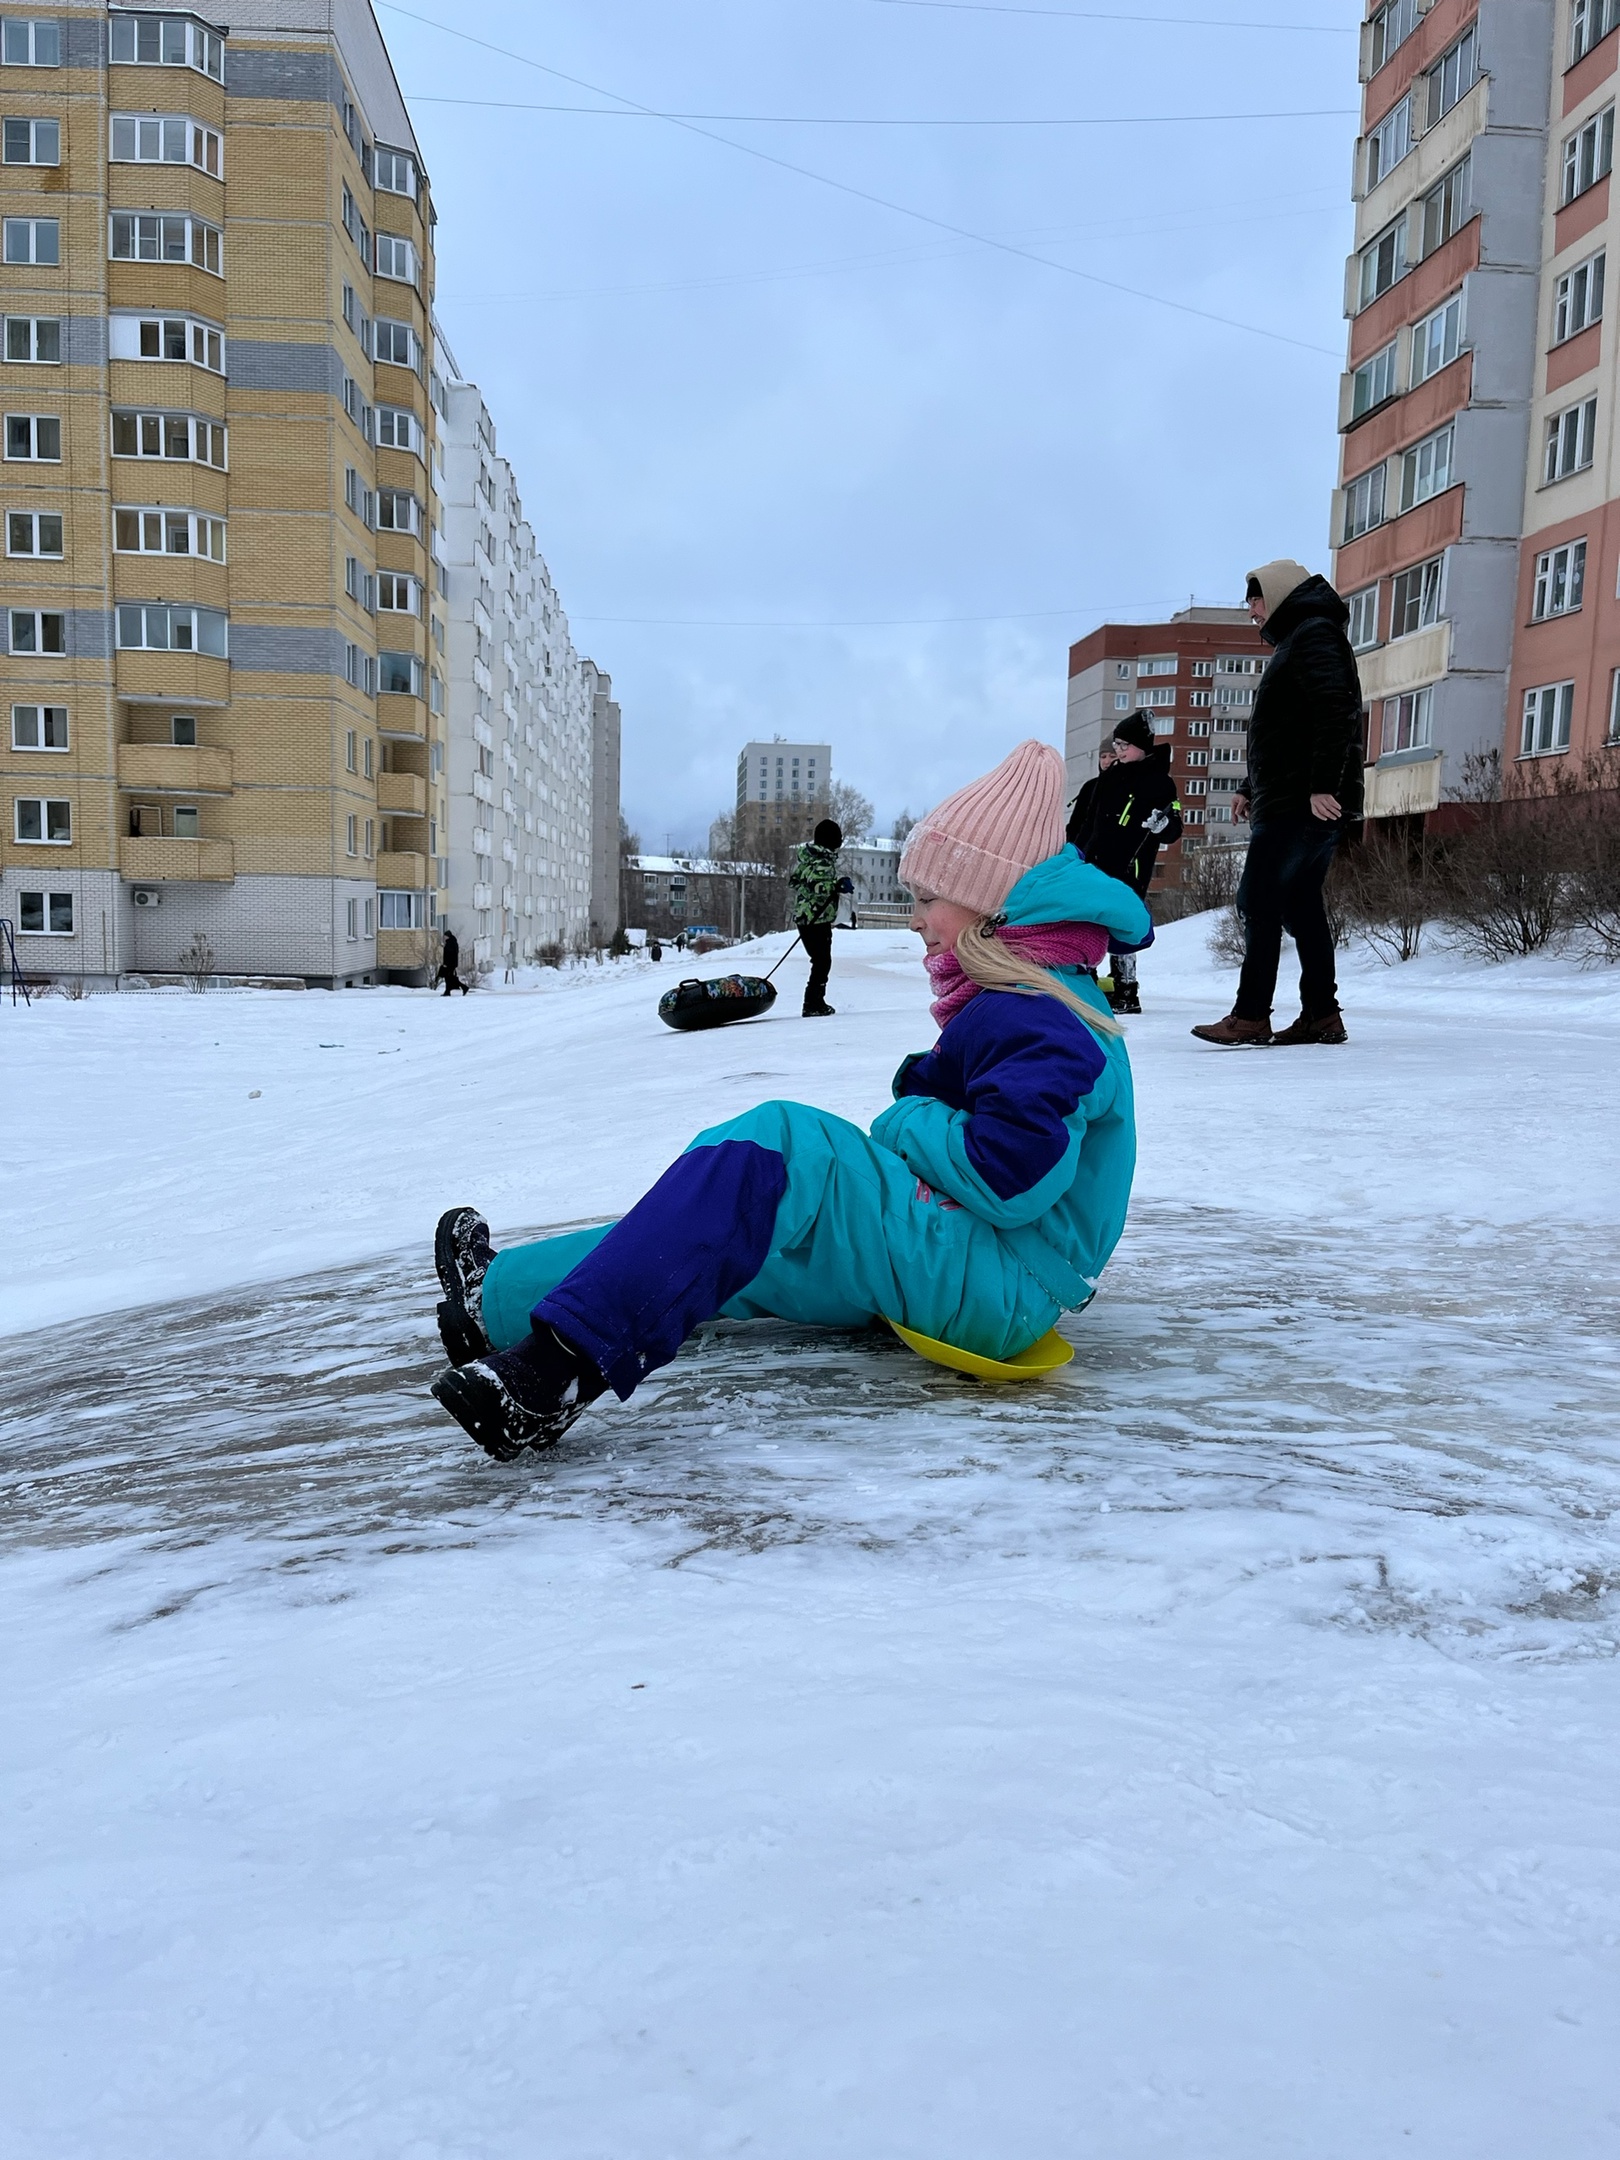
left=428, top=740, right=1152, bottom=1460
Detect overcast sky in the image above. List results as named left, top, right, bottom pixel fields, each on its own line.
left=377, top=0, right=1360, bottom=847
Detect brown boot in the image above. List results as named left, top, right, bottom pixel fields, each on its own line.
left=1271, top=1009, right=1348, bottom=1045
left=1190, top=1012, right=1273, bottom=1047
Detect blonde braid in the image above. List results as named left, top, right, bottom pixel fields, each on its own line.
left=954, top=918, right=1123, bottom=1039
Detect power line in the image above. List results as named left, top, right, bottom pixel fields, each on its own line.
left=378, top=2, right=1344, bottom=359
left=409, top=93, right=1357, bottom=126
left=570, top=603, right=1191, bottom=627
left=872, top=0, right=1354, bottom=29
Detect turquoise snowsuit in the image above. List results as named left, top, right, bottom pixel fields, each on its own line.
left=481, top=847, right=1151, bottom=1398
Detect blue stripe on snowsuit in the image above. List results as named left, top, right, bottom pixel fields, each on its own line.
left=477, top=845, right=1151, bottom=1399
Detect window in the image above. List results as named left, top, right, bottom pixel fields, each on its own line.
left=110, top=213, right=221, bottom=274
left=1343, top=461, right=1387, bottom=541
left=1188, top=689, right=1212, bottom=707
left=5, top=412, right=58, bottom=459
left=1136, top=686, right=1175, bottom=708
left=1346, top=584, right=1380, bottom=649
left=340, top=184, right=370, bottom=266
left=171, top=804, right=199, bottom=839
left=1216, top=686, right=1252, bottom=707
left=1187, top=718, right=1211, bottom=736
left=1352, top=339, right=1397, bottom=419
left=4, top=315, right=60, bottom=363
left=15, top=795, right=70, bottom=842
left=1426, top=27, right=1478, bottom=127
left=1521, top=681, right=1574, bottom=756
left=1609, top=669, right=1620, bottom=741
left=17, top=891, right=73, bottom=933
left=8, top=608, right=62, bottom=652
left=1379, top=688, right=1433, bottom=756
left=11, top=702, right=66, bottom=748
left=1358, top=218, right=1407, bottom=307
left=344, top=642, right=375, bottom=694
left=109, top=314, right=224, bottom=370
left=1573, top=0, right=1620, bottom=62
left=363, top=737, right=373, bottom=779
left=1562, top=107, right=1614, bottom=205
left=341, top=375, right=370, bottom=436
left=375, top=234, right=416, bottom=283
left=1411, top=293, right=1463, bottom=384
left=6, top=508, right=60, bottom=554
left=1420, top=157, right=1471, bottom=256
left=374, top=320, right=420, bottom=371
left=375, top=405, right=422, bottom=453
left=1545, top=396, right=1598, bottom=482
left=1218, top=657, right=1260, bottom=676
left=376, top=489, right=420, bottom=534
left=375, top=146, right=417, bottom=196
left=171, top=714, right=195, bottom=745
left=1365, top=96, right=1410, bottom=190
left=364, top=818, right=374, bottom=858
left=379, top=651, right=422, bottom=696
left=1390, top=555, right=1444, bottom=637
left=379, top=890, right=424, bottom=929
left=3, top=116, right=58, bottom=163
left=1112, top=691, right=1131, bottom=711
left=346, top=896, right=359, bottom=940
left=1366, top=0, right=1417, bottom=74
left=345, top=557, right=375, bottom=610
left=346, top=814, right=358, bottom=856
left=1184, top=749, right=1209, bottom=768
left=1137, top=656, right=1176, bottom=676
left=2, top=217, right=57, bottom=264
left=110, top=115, right=221, bottom=175
left=2, top=19, right=61, bottom=64
left=109, top=14, right=224, bottom=78
left=377, top=573, right=420, bottom=614
left=1190, top=660, right=1213, bottom=678
left=1399, top=424, right=1454, bottom=511
left=1553, top=253, right=1604, bottom=344
left=111, top=410, right=227, bottom=467
left=1532, top=539, right=1586, bottom=619
left=345, top=729, right=357, bottom=773
left=344, top=466, right=375, bottom=527
left=114, top=507, right=225, bottom=560
left=115, top=603, right=228, bottom=656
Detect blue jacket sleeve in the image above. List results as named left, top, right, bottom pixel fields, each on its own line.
left=870, top=999, right=1110, bottom=1228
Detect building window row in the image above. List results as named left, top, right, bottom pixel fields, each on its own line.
left=109, top=313, right=225, bottom=372
left=115, top=602, right=228, bottom=656
left=110, top=115, right=222, bottom=175
left=109, top=14, right=224, bottom=79
left=1356, top=156, right=1472, bottom=312
left=1562, top=104, right=1614, bottom=207
left=1342, top=423, right=1455, bottom=542
left=1360, top=27, right=1478, bottom=195
left=112, top=409, right=228, bottom=467
left=1351, top=290, right=1464, bottom=424
left=110, top=213, right=222, bottom=275
left=113, top=507, right=226, bottom=561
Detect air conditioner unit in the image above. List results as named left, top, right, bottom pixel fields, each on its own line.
left=132, top=887, right=162, bottom=908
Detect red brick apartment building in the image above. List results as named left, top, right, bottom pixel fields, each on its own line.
left=1065, top=608, right=1268, bottom=895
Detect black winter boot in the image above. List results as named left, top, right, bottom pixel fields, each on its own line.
left=434, top=1205, right=496, bottom=1365
left=431, top=1325, right=608, bottom=1461
left=1114, top=982, right=1141, bottom=1014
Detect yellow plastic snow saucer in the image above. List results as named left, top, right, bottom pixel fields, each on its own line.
left=887, top=1319, right=1074, bottom=1384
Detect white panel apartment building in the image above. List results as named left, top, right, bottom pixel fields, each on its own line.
left=435, top=337, right=614, bottom=967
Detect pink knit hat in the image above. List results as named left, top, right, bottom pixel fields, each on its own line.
left=899, top=738, right=1067, bottom=915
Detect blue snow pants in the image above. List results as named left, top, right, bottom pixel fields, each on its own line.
left=478, top=1100, right=1062, bottom=1399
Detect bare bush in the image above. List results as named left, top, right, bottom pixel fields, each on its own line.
left=179, top=930, right=214, bottom=992
left=1439, top=751, right=1572, bottom=961
left=1333, top=830, right=1436, bottom=964
left=536, top=940, right=566, bottom=970
left=1561, top=748, right=1620, bottom=963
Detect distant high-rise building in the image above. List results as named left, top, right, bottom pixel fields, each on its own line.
left=1066, top=608, right=1267, bottom=888
left=584, top=660, right=621, bottom=944
left=0, top=0, right=445, bottom=985
left=734, top=737, right=830, bottom=855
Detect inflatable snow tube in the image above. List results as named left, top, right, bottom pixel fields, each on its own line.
left=658, top=974, right=778, bottom=1032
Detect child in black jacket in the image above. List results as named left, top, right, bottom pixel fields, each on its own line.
left=1065, top=711, right=1182, bottom=1012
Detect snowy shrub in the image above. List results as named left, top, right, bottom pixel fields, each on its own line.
left=1333, top=833, right=1436, bottom=964
left=536, top=940, right=566, bottom=970
left=178, top=931, right=215, bottom=992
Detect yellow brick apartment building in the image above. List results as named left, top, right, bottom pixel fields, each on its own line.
left=0, top=0, right=445, bottom=984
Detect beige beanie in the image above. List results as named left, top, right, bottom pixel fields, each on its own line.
left=1246, top=558, right=1312, bottom=615
left=899, top=738, right=1067, bottom=916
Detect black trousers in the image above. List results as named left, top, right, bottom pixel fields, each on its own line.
left=798, top=919, right=834, bottom=1010
left=1234, top=816, right=1340, bottom=1022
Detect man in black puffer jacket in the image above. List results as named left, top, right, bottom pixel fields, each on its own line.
left=1192, top=560, right=1364, bottom=1048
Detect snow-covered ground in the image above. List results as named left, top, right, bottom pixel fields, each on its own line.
left=4, top=923, right=1619, bottom=2155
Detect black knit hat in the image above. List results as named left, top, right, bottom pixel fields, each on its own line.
left=1111, top=711, right=1156, bottom=754
left=813, top=818, right=842, bottom=848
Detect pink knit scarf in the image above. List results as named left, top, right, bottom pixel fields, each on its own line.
left=924, top=920, right=1111, bottom=1028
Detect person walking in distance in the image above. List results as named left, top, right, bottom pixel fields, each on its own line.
left=1065, top=715, right=1180, bottom=1013
left=789, top=817, right=849, bottom=1018
left=436, top=927, right=470, bottom=997
left=1192, top=561, right=1364, bottom=1048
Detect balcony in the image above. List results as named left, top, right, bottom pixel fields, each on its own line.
left=376, top=927, right=430, bottom=971
left=120, top=836, right=234, bottom=882
left=377, top=694, right=426, bottom=742
left=117, top=743, right=233, bottom=795
left=376, top=849, right=426, bottom=889
left=377, top=770, right=426, bottom=815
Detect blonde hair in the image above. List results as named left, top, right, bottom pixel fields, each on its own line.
left=954, top=918, right=1123, bottom=1039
